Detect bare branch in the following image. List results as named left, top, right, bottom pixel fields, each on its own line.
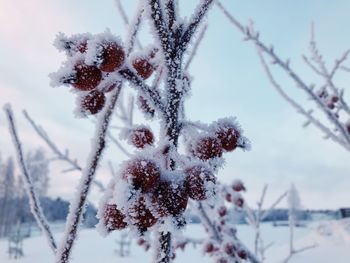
left=23, top=110, right=105, bottom=191
left=4, top=105, right=57, bottom=254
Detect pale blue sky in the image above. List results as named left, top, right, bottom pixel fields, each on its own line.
left=0, top=0, right=350, bottom=209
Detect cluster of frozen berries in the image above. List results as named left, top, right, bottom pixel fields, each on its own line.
left=50, top=31, right=157, bottom=115
left=101, top=118, right=248, bottom=234
left=317, top=88, right=339, bottom=110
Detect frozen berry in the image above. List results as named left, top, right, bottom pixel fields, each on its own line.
left=72, top=62, right=102, bottom=91
left=123, top=159, right=160, bottom=192
left=215, top=124, right=240, bottom=152
left=192, top=136, right=223, bottom=160
left=225, top=193, right=232, bottom=202
left=238, top=249, right=247, bottom=259
left=103, top=204, right=127, bottom=231
left=234, top=197, right=244, bottom=208
left=81, top=90, right=106, bottom=114
left=128, top=197, right=157, bottom=230
left=99, top=42, right=125, bottom=72
left=224, top=243, right=236, bottom=256
left=151, top=181, right=188, bottom=217
left=204, top=242, right=219, bottom=254
left=129, top=127, right=154, bottom=148
left=218, top=206, right=227, bottom=217
left=185, top=165, right=216, bottom=200
left=331, top=95, right=339, bottom=103
left=346, top=122, right=350, bottom=134
left=132, top=58, right=154, bottom=79
left=232, top=180, right=246, bottom=192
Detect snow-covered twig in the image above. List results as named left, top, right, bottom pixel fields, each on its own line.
left=55, top=87, right=121, bottom=263
left=185, top=23, right=208, bottom=71
left=217, top=1, right=350, bottom=151
left=4, top=105, right=57, bottom=254
left=114, top=0, right=142, bottom=50
left=281, top=243, right=317, bottom=263
left=125, top=0, right=144, bottom=56
left=23, top=110, right=105, bottom=191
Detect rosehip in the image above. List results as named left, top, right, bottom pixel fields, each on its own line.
left=232, top=180, right=246, bottom=192
left=185, top=165, right=216, bottom=200
left=215, top=124, right=240, bottom=152
left=132, top=58, right=154, bottom=79
left=72, top=62, right=102, bottom=91
left=224, top=243, right=235, bottom=256
left=234, top=197, right=244, bottom=208
left=129, top=127, right=154, bottom=148
left=99, top=42, right=125, bottom=72
left=238, top=249, right=247, bottom=259
left=151, top=181, right=188, bottom=217
left=123, top=159, right=160, bottom=192
left=103, top=204, right=127, bottom=231
left=192, top=136, right=223, bottom=160
left=81, top=90, right=106, bottom=115
left=204, top=242, right=218, bottom=253
left=128, top=197, right=157, bottom=230
left=218, top=206, right=227, bottom=217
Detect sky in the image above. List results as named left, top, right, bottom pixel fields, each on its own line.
left=0, top=0, right=350, bottom=210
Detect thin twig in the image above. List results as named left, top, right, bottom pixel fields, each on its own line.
left=4, top=105, right=57, bottom=254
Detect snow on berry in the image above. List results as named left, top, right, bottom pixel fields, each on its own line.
left=132, top=57, right=155, bottom=79
left=103, top=204, right=127, bottom=231
left=190, top=134, right=223, bottom=161
left=185, top=164, right=216, bottom=200
left=231, top=179, right=246, bottom=192
left=122, top=158, right=161, bottom=193
left=80, top=90, right=106, bottom=115
left=128, top=125, right=155, bottom=148
left=127, top=196, right=157, bottom=232
left=72, top=62, right=102, bottom=91
left=151, top=180, right=188, bottom=217
left=85, top=30, right=125, bottom=72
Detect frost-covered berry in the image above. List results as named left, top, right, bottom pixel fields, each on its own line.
left=123, top=159, right=160, bottom=192
left=204, top=242, right=219, bottom=254
left=81, top=90, right=106, bottom=115
left=225, top=193, right=232, bottom=202
left=232, top=180, right=246, bottom=192
left=238, top=249, right=247, bottom=259
left=103, top=204, right=127, bottom=231
left=151, top=181, right=188, bottom=217
left=215, top=123, right=240, bottom=152
left=224, top=243, right=235, bottom=256
left=129, top=126, right=154, bottom=148
left=138, top=96, right=155, bottom=117
left=128, top=197, right=157, bottom=230
left=330, top=95, right=339, bottom=103
left=192, top=136, right=223, bottom=160
left=218, top=206, right=227, bottom=217
left=99, top=42, right=125, bottom=72
left=346, top=122, right=350, bottom=134
left=132, top=58, right=154, bottom=79
left=72, top=62, right=102, bottom=91
left=185, top=165, right=216, bottom=200
left=233, top=197, right=244, bottom=208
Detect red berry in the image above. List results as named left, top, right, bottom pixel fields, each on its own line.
left=99, top=42, right=125, bottom=72
left=331, top=95, right=339, bottom=103
left=81, top=90, right=106, bottom=114
left=72, top=62, right=102, bottom=91
left=224, top=243, right=236, bottom=256
left=132, top=58, right=154, bottom=79
left=238, top=249, right=247, bottom=259
left=128, top=197, right=157, bottom=230
left=103, top=204, right=127, bottom=231
left=151, top=181, right=188, bottom=217
left=123, top=159, right=160, bottom=192
left=185, top=165, right=216, bottom=201
left=204, top=242, right=218, bottom=253
left=218, top=206, right=227, bottom=217
left=192, top=136, right=223, bottom=160
left=129, top=127, right=154, bottom=148
left=346, top=123, right=350, bottom=134
left=327, top=102, right=335, bottom=109
left=215, top=124, right=240, bottom=152
left=234, top=197, right=244, bottom=208
left=232, top=180, right=246, bottom=192
left=225, top=193, right=232, bottom=202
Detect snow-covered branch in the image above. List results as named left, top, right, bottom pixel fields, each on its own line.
left=55, top=87, right=121, bottom=263
left=4, top=105, right=57, bottom=254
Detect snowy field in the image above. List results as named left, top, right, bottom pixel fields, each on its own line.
left=1, top=219, right=349, bottom=263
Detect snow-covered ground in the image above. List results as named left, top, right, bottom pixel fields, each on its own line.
left=1, top=219, right=349, bottom=263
